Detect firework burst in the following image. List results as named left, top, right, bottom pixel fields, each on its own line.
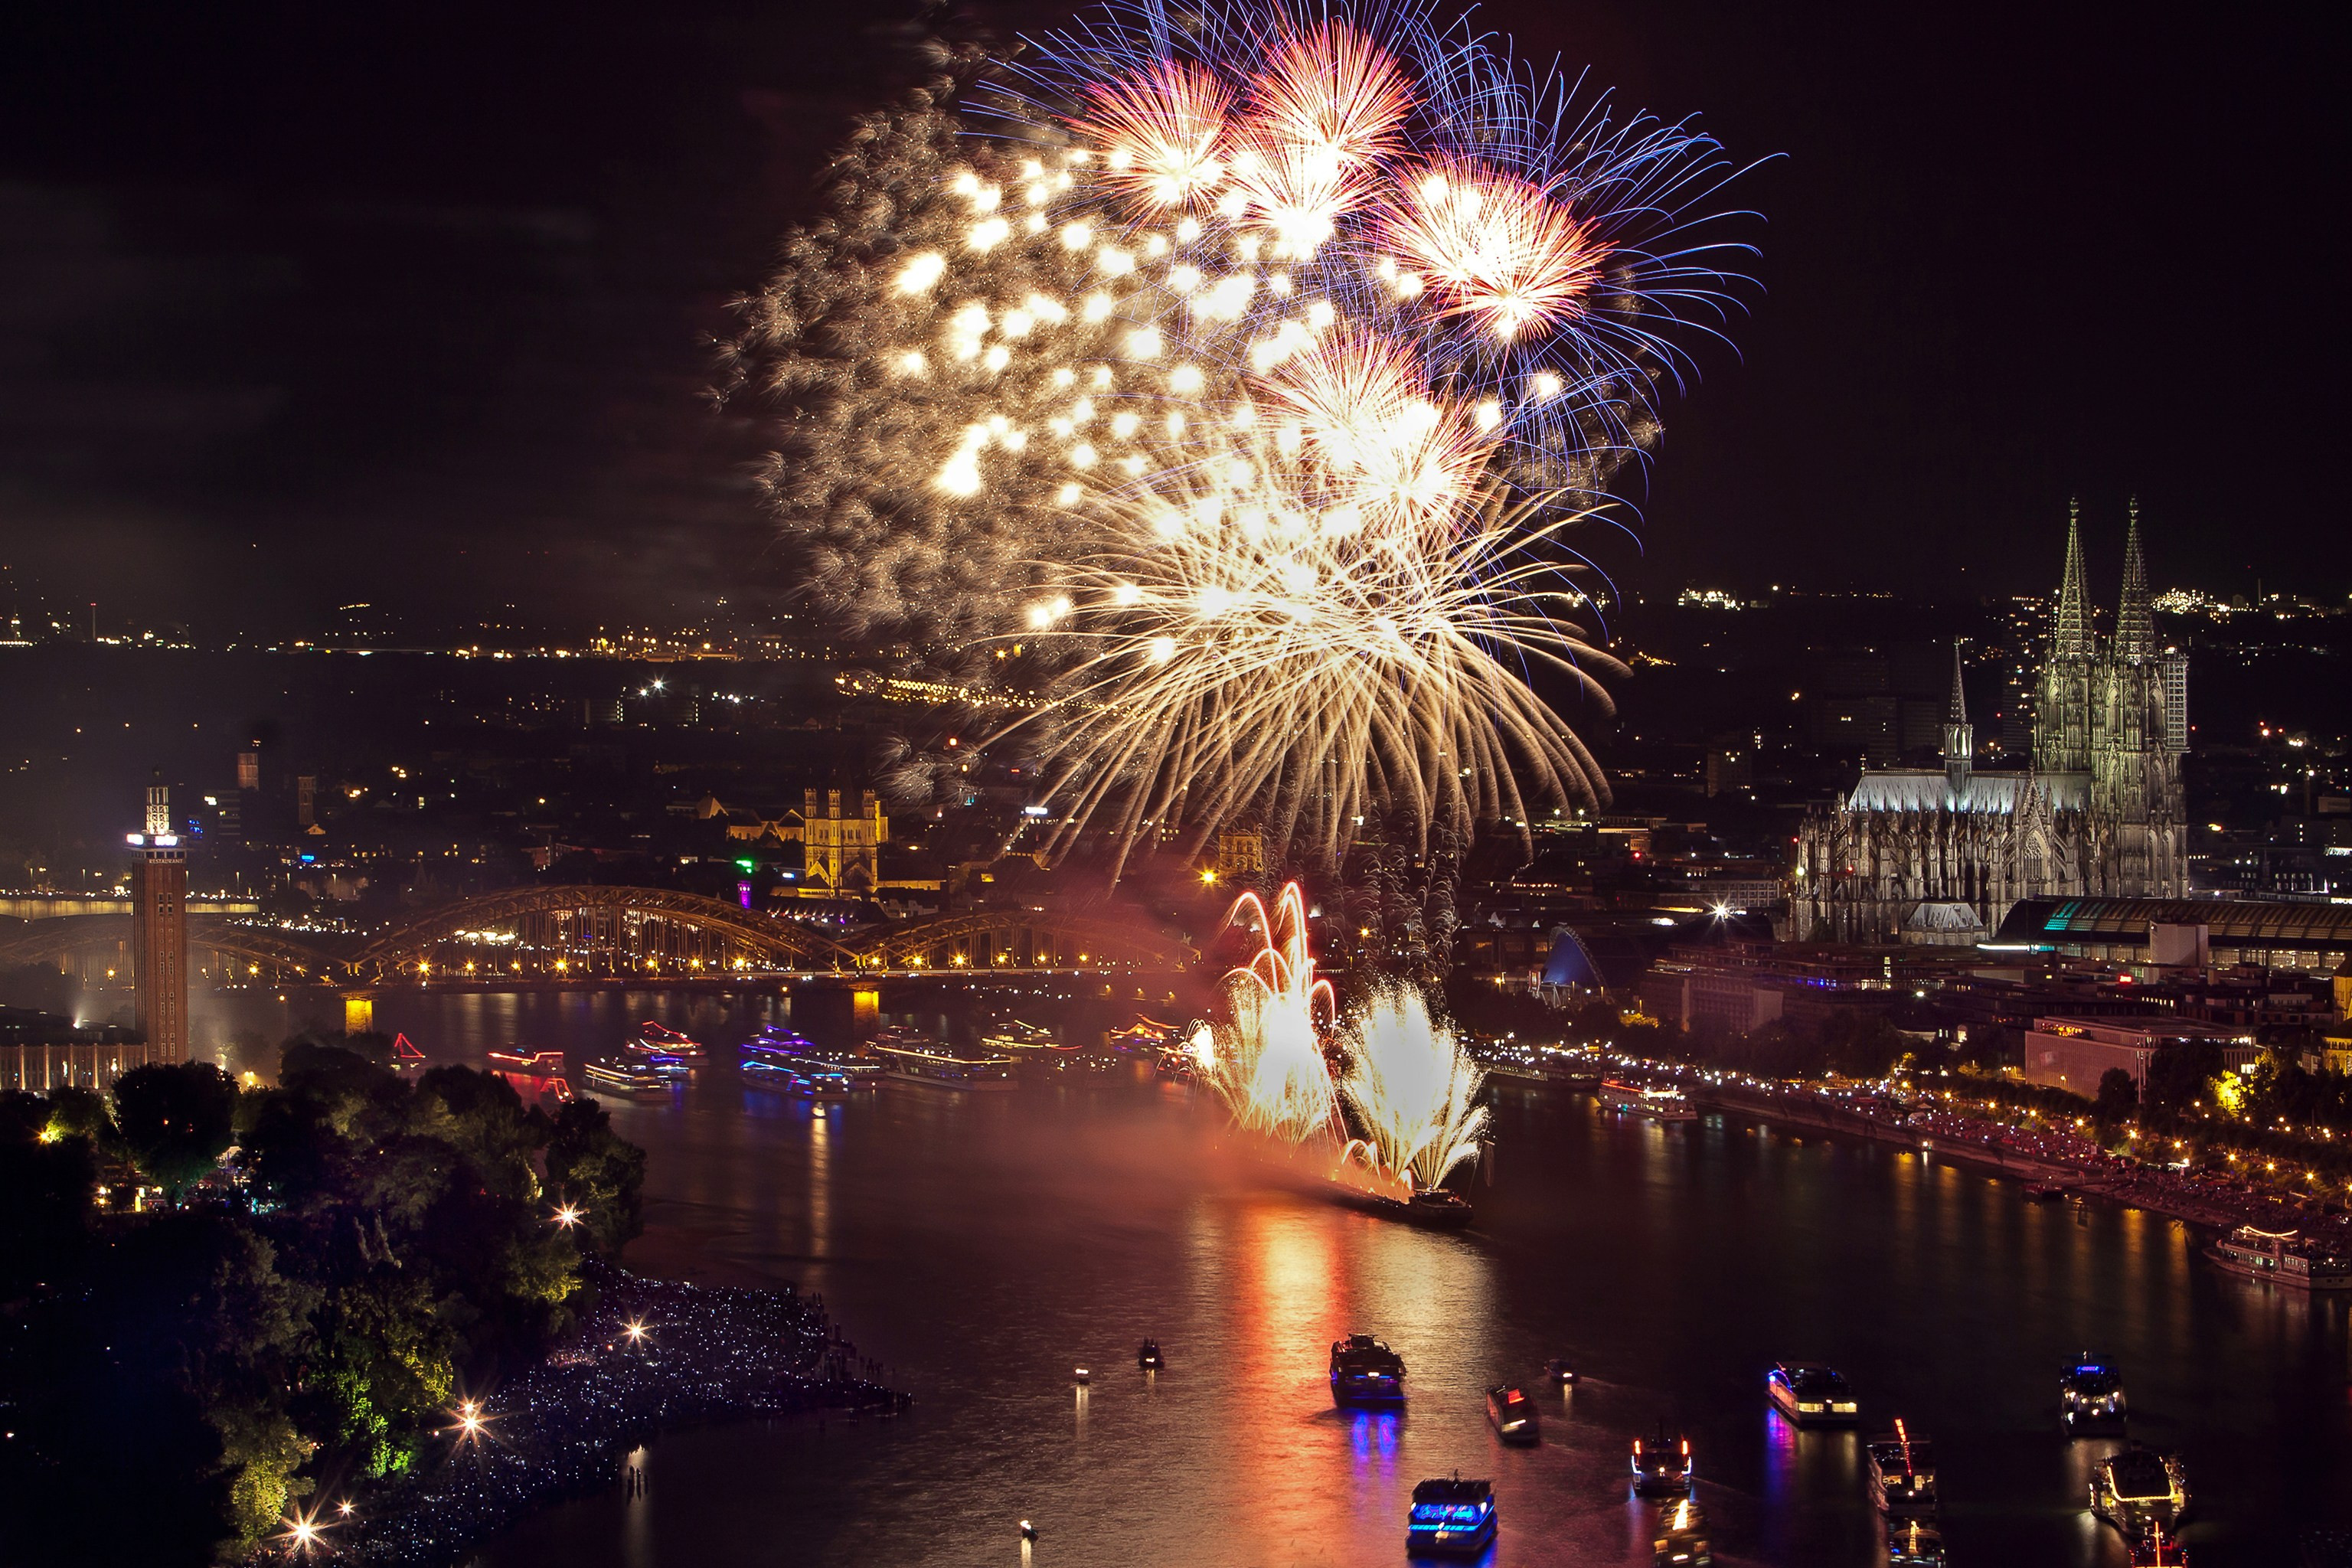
left=727, top=0, right=1753, bottom=865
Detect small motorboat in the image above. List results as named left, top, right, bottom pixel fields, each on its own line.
left=1329, top=1334, right=1406, bottom=1408
left=1485, top=1384, right=1540, bottom=1446
left=1544, top=1356, right=1579, bottom=1387
left=1887, top=1517, right=1949, bottom=1566
left=1138, top=1339, right=1165, bottom=1371
left=1652, top=1497, right=1713, bottom=1566
left=1405, top=1477, right=1495, bottom=1558
left=1632, top=1423, right=1694, bottom=1498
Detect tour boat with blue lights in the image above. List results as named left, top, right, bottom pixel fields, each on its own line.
left=627, top=1021, right=707, bottom=1062
left=1767, top=1361, right=1859, bottom=1426
left=1652, top=1498, right=1712, bottom=1566
left=485, top=1048, right=573, bottom=1102
left=2090, top=1446, right=2189, bottom=1542
left=1329, top=1334, right=1406, bottom=1407
left=740, top=1048, right=853, bottom=1099
left=2061, top=1354, right=2127, bottom=1432
left=2205, top=1224, right=2352, bottom=1291
left=1485, top=1384, right=1540, bottom=1445
left=1405, top=1478, right=1494, bottom=1557
left=1631, top=1424, right=1694, bottom=1498
left=581, top=1057, right=676, bottom=1101
left=1886, top=1517, right=1949, bottom=1566
left=1865, top=1422, right=1936, bottom=1516
left=1602, top=1078, right=1700, bottom=1122
left=871, top=1040, right=1019, bottom=1091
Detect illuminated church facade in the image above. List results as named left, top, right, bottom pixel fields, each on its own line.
left=1794, top=505, right=2189, bottom=945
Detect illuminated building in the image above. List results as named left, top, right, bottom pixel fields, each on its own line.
left=798, top=788, right=887, bottom=898
left=2020, top=1014, right=2258, bottom=1098
left=127, top=781, right=190, bottom=1063
left=1796, top=505, right=2189, bottom=943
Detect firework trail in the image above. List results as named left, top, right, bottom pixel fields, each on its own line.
left=727, top=0, right=1752, bottom=864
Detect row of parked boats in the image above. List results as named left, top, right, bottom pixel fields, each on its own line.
left=484, top=1019, right=1047, bottom=1104
left=1330, top=1337, right=2185, bottom=1563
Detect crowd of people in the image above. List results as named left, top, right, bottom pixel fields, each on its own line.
left=1700, top=1070, right=2352, bottom=1245
left=298, top=1263, right=906, bottom=1565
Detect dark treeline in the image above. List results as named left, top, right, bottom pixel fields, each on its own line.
left=0, top=1036, right=645, bottom=1566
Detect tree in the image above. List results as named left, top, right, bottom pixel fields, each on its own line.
left=545, top=1097, right=648, bottom=1259
left=112, top=1062, right=238, bottom=1197
left=2141, top=1039, right=2226, bottom=1126
left=2094, top=1067, right=2140, bottom=1126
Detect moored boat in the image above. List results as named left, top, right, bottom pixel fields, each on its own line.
left=1405, top=1478, right=1494, bottom=1557
left=1602, top=1078, right=1700, bottom=1122
left=1329, top=1333, right=1406, bottom=1407
left=2204, top=1224, right=2352, bottom=1291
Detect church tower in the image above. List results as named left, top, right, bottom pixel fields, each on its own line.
left=2033, top=501, right=2096, bottom=774
left=1941, top=639, right=1972, bottom=794
left=2089, top=499, right=2187, bottom=896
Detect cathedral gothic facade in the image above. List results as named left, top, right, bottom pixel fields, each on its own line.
left=1794, top=505, right=2189, bottom=945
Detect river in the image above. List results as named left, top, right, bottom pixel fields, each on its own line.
left=311, top=988, right=2350, bottom=1567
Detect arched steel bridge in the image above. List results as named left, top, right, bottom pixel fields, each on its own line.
left=0, top=886, right=1197, bottom=984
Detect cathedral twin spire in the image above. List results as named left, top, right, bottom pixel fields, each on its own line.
left=2051, top=495, right=2153, bottom=662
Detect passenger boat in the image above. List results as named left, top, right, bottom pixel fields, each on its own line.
left=743, top=1029, right=887, bottom=1087
left=1404, top=1478, right=1494, bottom=1557
left=1767, top=1361, right=1860, bottom=1426
left=1631, top=1423, right=1694, bottom=1498
left=2089, top=1446, right=2189, bottom=1540
left=871, top=1040, right=1019, bottom=1091
left=1602, top=1078, right=1700, bottom=1122
left=740, top=1047, right=854, bottom=1099
left=1544, top=1356, right=1578, bottom=1387
left=1137, top=1340, right=1164, bottom=1371
left=1886, top=1517, right=1949, bottom=1566
left=1652, top=1498, right=1712, bottom=1566
left=1485, top=1384, right=1539, bottom=1445
left=581, top=1057, right=675, bottom=1101
left=1107, top=1021, right=1174, bottom=1054
left=1865, top=1421, right=1936, bottom=1516
left=485, top=1048, right=573, bottom=1102
left=392, top=1032, right=430, bottom=1076
left=1328, top=1334, right=1406, bottom=1408
left=980, top=1018, right=1070, bottom=1056
left=627, top=1021, right=707, bottom=1062
left=2204, top=1224, right=2352, bottom=1291
left=2061, top=1354, right=2127, bottom=1432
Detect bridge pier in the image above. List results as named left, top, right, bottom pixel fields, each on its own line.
left=341, top=990, right=380, bottom=1034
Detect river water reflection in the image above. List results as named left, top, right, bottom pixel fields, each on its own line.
left=332, top=991, right=2348, bottom=1568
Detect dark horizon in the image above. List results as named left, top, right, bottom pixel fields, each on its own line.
left=2, top=0, right=2343, bottom=639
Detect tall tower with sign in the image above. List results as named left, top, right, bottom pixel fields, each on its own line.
left=129, top=779, right=189, bottom=1063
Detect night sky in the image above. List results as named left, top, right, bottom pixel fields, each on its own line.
left=0, top=0, right=2341, bottom=639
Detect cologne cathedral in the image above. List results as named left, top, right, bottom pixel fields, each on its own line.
left=1794, top=504, right=2189, bottom=945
